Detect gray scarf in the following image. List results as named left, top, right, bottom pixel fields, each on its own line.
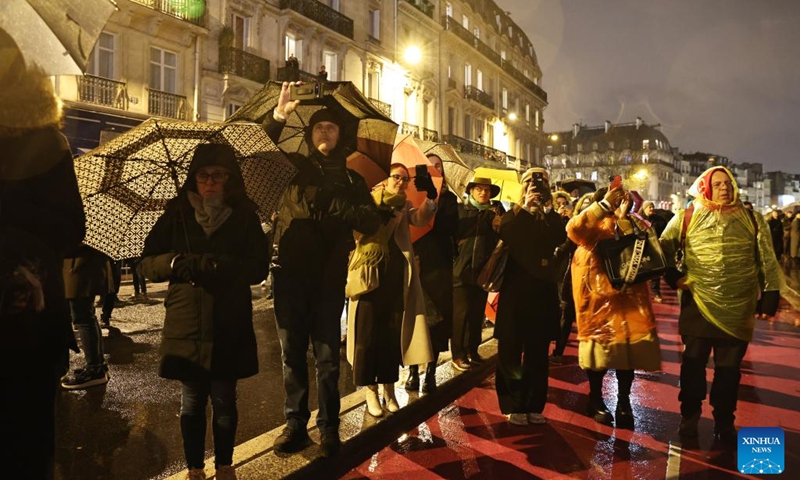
left=187, top=191, right=232, bottom=236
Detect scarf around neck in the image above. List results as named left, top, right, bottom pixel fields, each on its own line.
left=469, top=195, right=490, bottom=210
left=349, top=189, right=406, bottom=269
left=187, top=191, right=232, bottom=236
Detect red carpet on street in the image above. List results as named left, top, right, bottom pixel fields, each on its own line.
left=343, top=285, right=800, bottom=479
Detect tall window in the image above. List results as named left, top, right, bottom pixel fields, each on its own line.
left=525, top=103, right=530, bottom=122
left=476, top=69, right=483, bottom=91
left=366, top=70, right=379, bottom=98
left=464, top=63, right=472, bottom=87
left=323, top=51, right=338, bottom=81
left=226, top=103, right=242, bottom=119
left=464, top=114, right=472, bottom=139
left=88, top=32, right=115, bottom=78
left=231, top=14, right=249, bottom=49
left=642, top=139, right=650, bottom=149
left=446, top=2, right=453, bottom=17
left=368, top=9, right=380, bottom=39
left=462, top=15, right=469, bottom=29
left=473, top=27, right=480, bottom=39
left=328, top=0, right=339, bottom=11
left=502, top=88, right=508, bottom=110
left=150, top=47, right=177, bottom=93
left=285, top=35, right=303, bottom=64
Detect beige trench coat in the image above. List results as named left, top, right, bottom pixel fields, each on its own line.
left=346, top=198, right=436, bottom=367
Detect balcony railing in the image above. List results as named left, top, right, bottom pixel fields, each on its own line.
left=442, top=16, right=502, bottom=66
left=78, top=75, right=128, bottom=110
left=422, top=127, right=439, bottom=142
left=369, top=98, right=392, bottom=118
left=500, top=59, right=548, bottom=102
left=464, top=85, right=495, bottom=110
left=219, top=46, right=270, bottom=84
left=148, top=89, right=188, bottom=120
left=279, top=0, right=353, bottom=39
left=130, top=0, right=206, bottom=26
left=401, top=122, right=420, bottom=137
left=276, top=67, right=319, bottom=83
left=404, top=0, right=434, bottom=18
left=445, top=134, right=508, bottom=164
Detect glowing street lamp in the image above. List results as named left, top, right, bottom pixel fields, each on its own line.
left=403, top=46, right=422, bottom=65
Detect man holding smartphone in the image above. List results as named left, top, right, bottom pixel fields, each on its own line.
left=264, top=82, right=382, bottom=457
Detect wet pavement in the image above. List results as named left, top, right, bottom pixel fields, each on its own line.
left=54, top=270, right=800, bottom=479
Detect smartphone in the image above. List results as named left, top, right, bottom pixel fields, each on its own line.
left=415, top=164, right=428, bottom=179
left=628, top=190, right=643, bottom=213
left=289, top=83, right=319, bottom=101
left=609, top=175, right=623, bottom=190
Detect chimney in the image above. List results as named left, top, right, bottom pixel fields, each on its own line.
left=636, top=117, right=642, bottom=130
left=604, top=120, right=611, bottom=133
left=573, top=123, right=580, bottom=137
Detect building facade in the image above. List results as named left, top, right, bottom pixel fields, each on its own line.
left=53, top=0, right=547, bottom=170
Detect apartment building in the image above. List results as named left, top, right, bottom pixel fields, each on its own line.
left=54, top=0, right=547, bottom=170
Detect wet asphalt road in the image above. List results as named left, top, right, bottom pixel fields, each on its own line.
left=54, top=285, right=356, bottom=480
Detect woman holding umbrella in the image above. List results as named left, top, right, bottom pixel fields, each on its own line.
left=346, top=163, right=437, bottom=416
left=140, top=143, right=270, bottom=480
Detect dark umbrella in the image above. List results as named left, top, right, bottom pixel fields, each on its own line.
left=74, top=118, right=296, bottom=260
left=0, top=0, right=118, bottom=75
left=415, top=138, right=474, bottom=199
left=227, top=80, right=398, bottom=178
left=559, top=177, right=597, bottom=198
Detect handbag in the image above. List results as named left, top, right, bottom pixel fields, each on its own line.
left=345, top=263, right=379, bottom=299
left=595, top=220, right=667, bottom=290
left=477, top=240, right=509, bottom=293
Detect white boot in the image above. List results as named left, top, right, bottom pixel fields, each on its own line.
left=364, top=384, right=383, bottom=417
left=382, top=383, right=400, bottom=413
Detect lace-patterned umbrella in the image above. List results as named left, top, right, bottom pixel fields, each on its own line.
left=227, top=80, right=398, bottom=178
left=73, top=119, right=296, bottom=260
left=415, top=139, right=473, bottom=199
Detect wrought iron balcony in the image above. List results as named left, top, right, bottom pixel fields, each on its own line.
left=369, top=98, right=392, bottom=118
left=442, top=16, right=502, bottom=66
left=130, top=0, right=206, bottom=26
left=422, top=127, right=439, bottom=142
left=404, top=0, right=434, bottom=18
left=279, top=0, right=353, bottom=39
left=500, top=59, right=548, bottom=102
left=401, top=122, right=420, bottom=138
left=78, top=75, right=128, bottom=110
left=464, top=85, right=495, bottom=110
left=219, top=46, right=270, bottom=84
left=148, top=89, right=188, bottom=120
left=445, top=134, right=507, bottom=164
left=276, top=66, right=319, bottom=83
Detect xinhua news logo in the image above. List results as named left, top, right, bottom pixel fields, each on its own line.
left=738, top=427, right=784, bottom=475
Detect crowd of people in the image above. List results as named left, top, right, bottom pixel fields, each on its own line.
left=1, top=56, right=791, bottom=480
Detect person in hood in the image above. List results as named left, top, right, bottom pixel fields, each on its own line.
left=659, top=166, right=783, bottom=446
left=140, top=143, right=270, bottom=480
left=1, top=30, right=86, bottom=479
left=264, top=82, right=381, bottom=457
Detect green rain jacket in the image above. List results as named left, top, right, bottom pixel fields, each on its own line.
left=660, top=166, right=783, bottom=341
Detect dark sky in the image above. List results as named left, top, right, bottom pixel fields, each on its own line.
left=495, top=0, right=800, bottom=172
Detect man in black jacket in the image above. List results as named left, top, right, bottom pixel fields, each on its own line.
left=265, top=82, right=381, bottom=456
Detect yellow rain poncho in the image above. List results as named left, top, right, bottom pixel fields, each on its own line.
left=659, top=166, right=784, bottom=341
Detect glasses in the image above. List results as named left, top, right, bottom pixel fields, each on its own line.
left=389, top=174, right=410, bottom=183
left=196, top=171, right=230, bottom=184
left=472, top=185, right=493, bottom=193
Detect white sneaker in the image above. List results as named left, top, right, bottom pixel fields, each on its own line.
left=527, top=413, right=546, bottom=424
left=507, top=413, right=528, bottom=426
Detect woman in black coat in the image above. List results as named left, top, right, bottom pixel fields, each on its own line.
left=141, top=143, right=269, bottom=479
left=494, top=168, right=566, bottom=426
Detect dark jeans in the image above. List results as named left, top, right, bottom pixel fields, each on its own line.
left=68, top=296, right=105, bottom=372
left=180, top=380, right=238, bottom=469
left=452, top=284, right=488, bottom=361
left=496, top=333, right=550, bottom=414
left=101, top=260, right=121, bottom=320
left=273, top=269, right=344, bottom=434
left=679, top=335, right=749, bottom=426
left=130, top=258, right=147, bottom=295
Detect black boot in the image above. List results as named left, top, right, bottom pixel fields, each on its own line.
left=422, top=361, right=437, bottom=393
left=615, top=370, right=635, bottom=429
left=586, top=369, right=613, bottom=425
left=405, top=365, right=420, bottom=390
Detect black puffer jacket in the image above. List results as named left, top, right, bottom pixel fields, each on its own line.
left=140, top=150, right=270, bottom=382
left=452, top=202, right=498, bottom=287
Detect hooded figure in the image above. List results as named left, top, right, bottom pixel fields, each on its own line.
left=659, top=165, right=783, bottom=445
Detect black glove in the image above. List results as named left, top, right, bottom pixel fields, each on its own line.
left=414, top=170, right=438, bottom=200
left=377, top=205, right=395, bottom=225
left=172, top=254, right=217, bottom=284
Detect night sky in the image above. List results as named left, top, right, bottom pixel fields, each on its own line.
left=496, top=0, right=800, bottom=172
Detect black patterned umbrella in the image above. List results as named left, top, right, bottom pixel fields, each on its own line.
left=74, top=118, right=296, bottom=260
left=227, top=80, right=398, bottom=179
left=415, top=139, right=474, bottom=199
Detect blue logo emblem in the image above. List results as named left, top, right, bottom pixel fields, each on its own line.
left=738, top=427, right=784, bottom=474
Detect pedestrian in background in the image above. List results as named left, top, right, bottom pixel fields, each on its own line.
left=127, top=256, right=148, bottom=300
left=660, top=166, right=783, bottom=446
left=640, top=201, right=667, bottom=302
left=346, top=163, right=436, bottom=416
left=140, top=143, right=270, bottom=480
left=567, top=186, right=662, bottom=429
left=100, top=257, right=121, bottom=326
left=451, top=177, right=500, bottom=371
left=494, top=168, right=566, bottom=426
left=318, top=64, right=328, bottom=82
left=0, top=31, right=86, bottom=478
left=265, top=82, right=381, bottom=457
left=61, top=245, right=113, bottom=390
left=406, top=154, right=459, bottom=393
